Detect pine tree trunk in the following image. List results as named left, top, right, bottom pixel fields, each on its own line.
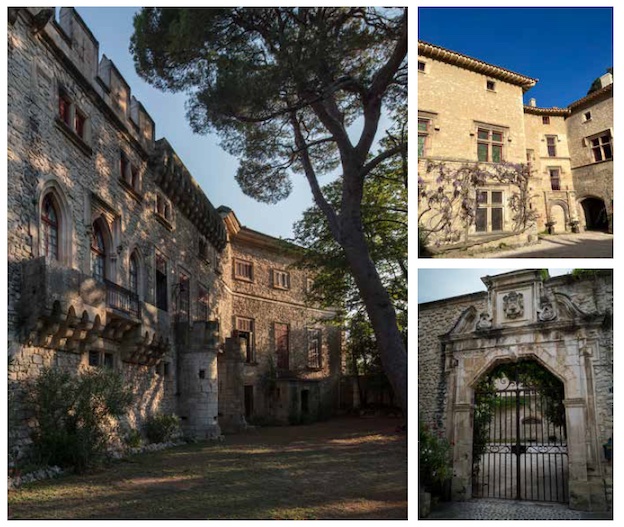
left=340, top=221, right=408, bottom=415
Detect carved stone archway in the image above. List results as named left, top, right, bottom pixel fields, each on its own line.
left=441, top=270, right=607, bottom=512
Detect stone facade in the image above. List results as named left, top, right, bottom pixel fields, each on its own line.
left=418, top=41, right=613, bottom=246
left=418, top=270, right=613, bottom=512
left=8, top=8, right=342, bottom=452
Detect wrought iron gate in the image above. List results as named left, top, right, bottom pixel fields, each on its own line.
left=472, top=368, right=568, bottom=503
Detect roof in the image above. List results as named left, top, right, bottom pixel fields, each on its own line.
left=523, top=106, right=571, bottom=117
left=418, top=40, right=538, bottom=91
left=568, top=83, right=613, bottom=111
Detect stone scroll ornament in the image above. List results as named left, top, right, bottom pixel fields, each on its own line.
left=476, top=311, right=493, bottom=330
left=537, top=296, right=557, bottom=322
left=502, top=291, right=524, bottom=319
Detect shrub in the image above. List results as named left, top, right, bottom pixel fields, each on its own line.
left=124, top=429, right=143, bottom=448
left=419, top=421, right=452, bottom=497
left=28, top=367, right=133, bottom=473
left=144, top=414, right=181, bottom=444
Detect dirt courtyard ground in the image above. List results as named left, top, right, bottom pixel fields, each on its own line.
left=8, top=416, right=408, bottom=520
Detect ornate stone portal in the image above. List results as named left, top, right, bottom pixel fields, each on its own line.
left=440, top=270, right=610, bottom=512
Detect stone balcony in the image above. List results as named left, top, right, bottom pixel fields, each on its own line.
left=18, top=257, right=170, bottom=366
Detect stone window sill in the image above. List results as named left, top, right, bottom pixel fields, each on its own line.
left=154, top=212, right=173, bottom=231
left=119, top=178, right=143, bottom=204
left=55, top=118, right=92, bottom=156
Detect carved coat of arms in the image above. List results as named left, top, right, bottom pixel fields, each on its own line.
left=502, top=291, right=524, bottom=319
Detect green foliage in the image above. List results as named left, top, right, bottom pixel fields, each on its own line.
left=28, top=367, right=133, bottom=473
left=144, top=414, right=181, bottom=444
left=419, top=421, right=452, bottom=494
left=587, top=67, right=612, bottom=95
left=124, top=429, right=143, bottom=448
left=571, top=269, right=603, bottom=280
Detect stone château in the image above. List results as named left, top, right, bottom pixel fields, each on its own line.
left=8, top=7, right=343, bottom=453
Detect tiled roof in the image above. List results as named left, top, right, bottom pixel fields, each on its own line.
left=523, top=106, right=570, bottom=116
left=418, top=40, right=538, bottom=91
left=568, top=83, right=613, bottom=111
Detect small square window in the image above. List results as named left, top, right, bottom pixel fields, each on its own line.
left=542, top=116, right=550, bottom=125
left=418, top=61, right=426, bottom=72
left=486, top=80, right=496, bottom=91
left=234, top=259, right=253, bottom=281
left=273, top=270, right=290, bottom=290
left=199, top=369, right=206, bottom=379
left=584, top=111, right=592, bottom=121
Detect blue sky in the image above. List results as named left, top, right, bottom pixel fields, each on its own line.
left=418, top=7, right=613, bottom=108
left=73, top=7, right=350, bottom=240
left=418, top=269, right=573, bottom=303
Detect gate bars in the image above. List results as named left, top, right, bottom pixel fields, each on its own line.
left=472, top=371, right=568, bottom=503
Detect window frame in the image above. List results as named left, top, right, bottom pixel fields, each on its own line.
left=477, top=126, right=504, bottom=163
left=197, top=283, right=209, bottom=321
left=546, top=135, right=558, bottom=157
left=548, top=168, right=561, bottom=191
left=542, top=116, right=550, bottom=125
left=155, top=252, right=168, bottom=311
left=418, top=60, right=426, bottom=72
left=235, top=316, right=255, bottom=363
left=57, top=88, right=90, bottom=147
left=486, top=80, right=496, bottom=91
left=307, top=328, right=322, bottom=369
left=177, top=269, right=191, bottom=320
left=272, top=269, right=291, bottom=290
left=234, top=258, right=254, bottom=282
left=91, top=222, right=107, bottom=282
left=418, top=118, right=430, bottom=158
left=475, top=189, right=505, bottom=233
left=589, top=131, right=612, bottom=163
left=41, top=194, right=60, bottom=262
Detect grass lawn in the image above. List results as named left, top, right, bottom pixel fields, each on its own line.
left=8, top=416, right=407, bottom=520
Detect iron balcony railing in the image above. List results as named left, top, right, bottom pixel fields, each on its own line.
left=104, top=279, right=140, bottom=319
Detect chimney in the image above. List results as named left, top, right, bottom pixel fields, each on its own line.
left=529, top=98, right=536, bottom=107
left=600, top=72, right=613, bottom=88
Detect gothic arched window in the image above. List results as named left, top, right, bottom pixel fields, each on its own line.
left=41, top=194, right=59, bottom=261
left=91, top=223, right=106, bottom=282
left=129, top=251, right=139, bottom=295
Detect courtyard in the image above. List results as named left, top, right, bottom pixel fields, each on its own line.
left=8, top=416, right=407, bottom=520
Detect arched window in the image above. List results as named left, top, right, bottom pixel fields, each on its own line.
left=129, top=251, right=139, bottom=295
left=91, top=223, right=106, bottom=282
left=41, top=194, right=59, bottom=261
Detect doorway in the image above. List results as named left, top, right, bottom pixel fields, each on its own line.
left=580, top=197, right=609, bottom=231
left=244, top=385, right=254, bottom=421
left=472, top=360, right=568, bottom=503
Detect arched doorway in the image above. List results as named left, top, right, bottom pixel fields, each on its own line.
left=471, top=360, right=568, bottom=503
left=580, top=197, right=608, bottom=231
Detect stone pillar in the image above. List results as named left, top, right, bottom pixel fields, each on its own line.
left=451, top=403, right=473, bottom=501
left=217, top=335, right=246, bottom=433
left=564, top=398, right=606, bottom=511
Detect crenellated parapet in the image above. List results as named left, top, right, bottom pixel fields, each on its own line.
left=151, top=138, right=228, bottom=252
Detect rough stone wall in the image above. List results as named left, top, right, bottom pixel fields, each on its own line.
left=221, top=234, right=342, bottom=423
left=418, top=56, right=528, bottom=163
left=566, top=93, right=613, bottom=227
left=523, top=112, right=575, bottom=232
left=7, top=9, right=221, bottom=445
left=418, top=292, right=487, bottom=432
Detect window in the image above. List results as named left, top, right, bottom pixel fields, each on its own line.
left=274, top=323, right=289, bottom=370
left=59, top=93, right=71, bottom=126
left=177, top=271, right=190, bottom=319
left=155, top=193, right=171, bottom=222
left=549, top=169, right=561, bottom=191
left=57, top=89, right=89, bottom=143
left=129, top=252, right=139, bottom=296
left=418, top=118, right=430, bottom=157
left=476, top=190, right=504, bottom=233
left=546, top=136, right=557, bottom=157
left=91, top=222, right=106, bottom=282
left=120, top=153, right=142, bottom=194
left=236, top=317, right=255, bottom=363
left=584, top=111, right=592, bottom=122
left=88, top=351, right=114, bottom=369
left=477, top=127, right=504, bottom=163
left=155, top=253, right=168, bottom=311
left=486, top=80, right=496, bottom=91
left=542, top=116, right=550, bottom=125
left=41, top=194, right=59, bottom=261
left=234, top=259, right=253, bottom=281
left=590, top=132, right=612, bottom=162
left=273, top=270, right=290, bottom=290
left=307, top=329, right=322, bottom=369
left=418, top=61, right=426, bottom=72
left=197, top=284, right=209, bottom=320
